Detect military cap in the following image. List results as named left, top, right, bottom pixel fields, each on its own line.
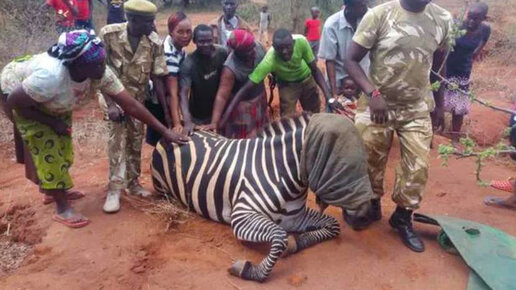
left=124, top=0, right=158, bottom=16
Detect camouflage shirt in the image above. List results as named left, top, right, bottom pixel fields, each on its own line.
left=353, top=1, right=452, bottom=112
left=99, top=22, right=168, bottom=100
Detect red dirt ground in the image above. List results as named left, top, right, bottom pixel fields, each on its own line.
left=1, top=2, right=516, bottom=289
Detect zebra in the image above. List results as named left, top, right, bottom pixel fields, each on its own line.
left=151, top=113, right=374, bottom=282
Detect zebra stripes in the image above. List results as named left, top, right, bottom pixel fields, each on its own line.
left=151, top=114, right=341, bottom=282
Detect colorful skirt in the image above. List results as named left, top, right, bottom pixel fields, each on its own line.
left=13, top=110, right=74, bottom=191
left=444, top=77, right=471, bottom=115
left=223, top=93, right=269, bottom=139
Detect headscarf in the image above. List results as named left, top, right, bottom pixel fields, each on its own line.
left=227, top=29, right=255, bottom=52
left=48, top=30, right=106, bottom=66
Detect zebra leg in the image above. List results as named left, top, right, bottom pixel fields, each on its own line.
left=228, top=213, right=289, bottom=282
left=284, top=208, right=341, bottom=256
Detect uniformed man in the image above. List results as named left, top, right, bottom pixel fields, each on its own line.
left=99, top=0, right=169, bottom=213
left=344, top=0, right=452, bottom=252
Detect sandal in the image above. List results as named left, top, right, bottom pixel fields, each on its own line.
left=42, top=190, right=86, bottom=205
left=484, top=196, right=516, bottom=211
left=490, top=179, right=514, bottom=193
left=52, top=214, right=90, bottom=228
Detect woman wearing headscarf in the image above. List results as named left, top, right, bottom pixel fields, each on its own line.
left=1, top=30, right=189, bottom=228
left=205, top=29, right=268, bottom=138
left=146, top=11, right=192, bottom=146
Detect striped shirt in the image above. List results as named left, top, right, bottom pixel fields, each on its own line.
left=164, top=35, right=186, bottom=77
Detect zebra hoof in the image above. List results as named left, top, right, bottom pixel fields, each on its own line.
left=228, top=260, right=251, bottom=278
left=282, top=235, right=298, bottom=257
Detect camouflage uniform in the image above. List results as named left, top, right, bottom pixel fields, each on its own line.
left=99, top=22, right=168, bottom=191
left=353, top=1, right=452, bottom=209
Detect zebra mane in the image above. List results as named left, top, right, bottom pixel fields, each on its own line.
left=255, top=112, right=311, bottom=138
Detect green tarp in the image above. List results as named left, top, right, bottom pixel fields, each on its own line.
left=415, top=214, right=516, bottom=290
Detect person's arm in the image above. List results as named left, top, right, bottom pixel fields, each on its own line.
left=473, top=25, right=491, bottom=60
left=344, top=42, right=387, bottom=124
left=326, top=60, right=338, bottom=96
left=304, top=20, right=309, bottom=37
left=431, top=48, right=447, bottom=131
left=206, top=67, right=236, bottom=131
left=179, top=84, right=194, bottom=135
left=167, top=76, right=183, bottom=133
left=218, top=80, right=258, bottom=129
left=300, top=36, right=331, bottom=102
left=108, top=89, right=189, bottom=144
left=5, top=86, right=70, bottom=135
left=152, top=75, right=172, bottom=127
left=309, top=60, right=331, bottom=102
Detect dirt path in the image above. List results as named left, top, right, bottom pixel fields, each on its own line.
left=1, top=3, right=516, bottom=289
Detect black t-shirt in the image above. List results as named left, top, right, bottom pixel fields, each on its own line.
left=179, top=46, right=228, bottom=122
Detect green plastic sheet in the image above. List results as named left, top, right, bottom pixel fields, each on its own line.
left=417, top=215, right=516, bottom=290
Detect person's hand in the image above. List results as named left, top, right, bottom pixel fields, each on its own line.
left=199, top=123, right=217, bottom=132
left=172, top=124, right=183, bottom=134
left=162, top=129, right=190, bottom=145
left=369, top=94, right=388, bottom=124
left=432, top=106, right=445, bottom=132
left=182, top=120, right=195, bottom=136
left=52, top=119, right=71, bottom=136
left=107, top=106, right=124, bottom=122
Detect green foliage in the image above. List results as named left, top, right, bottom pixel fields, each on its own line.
left=237, top=2, right=262, bottom=24
left=438, top=144, right=455, bottom=166
left=430, top=81, right=442, bottom=92
left=438, top=137, right=514, bottom=185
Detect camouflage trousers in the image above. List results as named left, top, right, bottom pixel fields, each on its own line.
left=355, top=107, right=432, bottom=210
left=107, top=117, right=145, bottom=191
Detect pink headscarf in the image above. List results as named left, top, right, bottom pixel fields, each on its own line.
left=227, top=29, right=255, bottom=52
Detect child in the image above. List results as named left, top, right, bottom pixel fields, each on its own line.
left=444, top=2, right=491, bottom=147
left=329, top=76, right=359, bottom=121
left=304, top=7, right=321, bottom=58
left=258, top=6, right=271, bottom=46
left=44, top=0, right=77, bottom=34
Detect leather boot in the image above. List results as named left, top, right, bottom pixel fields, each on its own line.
left=389, top=207, right=425, bottom=252
left=370, top=198, right=382, bottom=221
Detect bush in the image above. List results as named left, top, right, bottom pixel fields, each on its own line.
left=0, top=0, right=56, bottom=67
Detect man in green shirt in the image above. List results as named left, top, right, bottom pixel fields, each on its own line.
left=219, top=29, right=333, bottom=123
left=344, top=0, right=452, bottom=252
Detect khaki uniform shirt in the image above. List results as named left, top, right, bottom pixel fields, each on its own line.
left=99, top=22, right=168, bottom=101
left=353, top=1, right=452, bottom=114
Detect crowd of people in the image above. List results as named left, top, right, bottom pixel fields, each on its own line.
left=1, top=0, right=510, bottom=254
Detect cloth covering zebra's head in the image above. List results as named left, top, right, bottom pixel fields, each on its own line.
left=300, top=113, right=374, bottom=210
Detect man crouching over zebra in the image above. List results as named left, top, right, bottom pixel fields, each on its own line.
left=151, top=113, right=375, bottom=282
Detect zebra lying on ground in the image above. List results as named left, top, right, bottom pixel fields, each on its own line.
left=151, top=113, right=374, bottom=282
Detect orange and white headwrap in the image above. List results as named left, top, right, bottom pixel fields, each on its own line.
left=227, top=29, right=255, bottom=52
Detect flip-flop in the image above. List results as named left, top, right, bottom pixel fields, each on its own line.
left=490, top=180, right=514, bottom=193
left=42, top=190, right=86, bottom=205
left=52, top=214, right=90, bottom=228
left=484, top=196, right=516, bottom=211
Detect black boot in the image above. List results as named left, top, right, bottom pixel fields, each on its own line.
left=389, top=207, right=425, bottom=253
left=370, top=198, right=382, bottom=221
